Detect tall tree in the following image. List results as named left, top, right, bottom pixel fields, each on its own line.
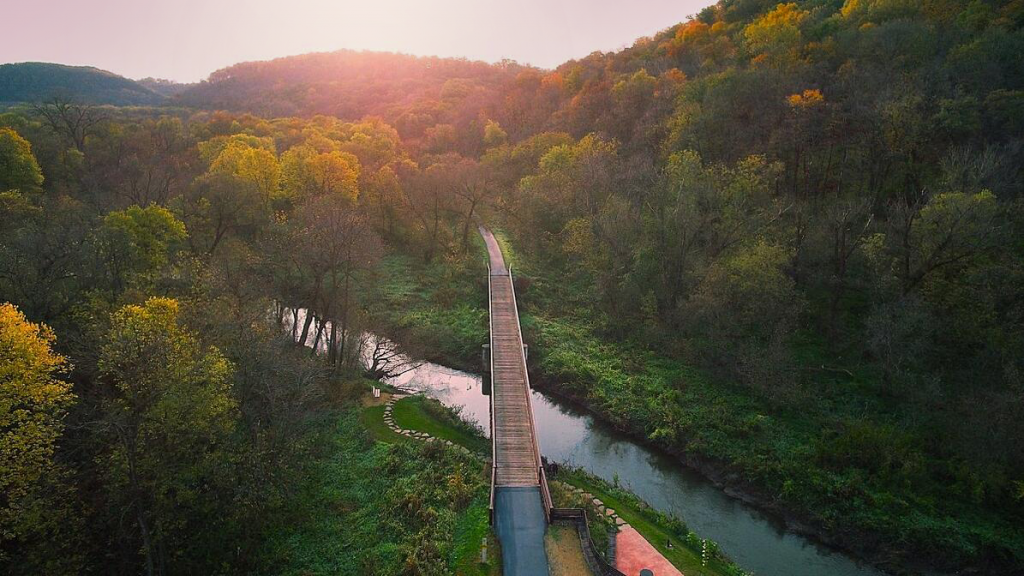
left=0, top=304, right=75, bottom=565
left=96, top=298, right=235, bottom=576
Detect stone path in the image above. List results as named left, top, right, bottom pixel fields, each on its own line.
left=382, top=394, right=476, bottom=457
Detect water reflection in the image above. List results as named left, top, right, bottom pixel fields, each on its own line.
left=392, top=358, right=884, bottom=576
left=279, top=311, right=883, bottom=576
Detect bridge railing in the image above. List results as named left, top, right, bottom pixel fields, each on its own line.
left=508, top=266, right=553, bottom=522
left=487, top=260, right=497, bottom=524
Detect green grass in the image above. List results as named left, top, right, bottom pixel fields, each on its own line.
left=359, top=403, right=408, bottom=444
left=262, top=409, right=492, bottom=575
left=557, top=470, right=744, bottom=576
left=452, top=494, right=502, bottom=576
left=391, top=395, right=489, bottom=454
left=368, top=253, right=488, bottom=371
left=358, top=396, right=501, bottom=575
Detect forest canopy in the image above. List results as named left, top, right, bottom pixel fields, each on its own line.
left=2, top=0, right=1024, bottom=574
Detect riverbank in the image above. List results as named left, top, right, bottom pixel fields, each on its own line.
left=368, top=232, right=1024, bottom=576
left=368, top=391, right=749, bottom=576
left=555, top=468, right=744, bottom=576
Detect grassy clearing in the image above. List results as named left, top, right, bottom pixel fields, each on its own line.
left=359, top=403, right=408, bottom=444
left=391, top=395, right=490, bottom=454
left=358, top=392, right=500, bottom=575
left=261, top=409, right=493, bottom=575
left=369, top=253, right=488, bottom=370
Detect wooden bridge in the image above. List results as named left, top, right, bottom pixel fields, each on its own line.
left=481, top=227, right=552, bottom=575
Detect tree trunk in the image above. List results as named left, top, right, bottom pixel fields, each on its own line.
left=311, top=316, right=325, bottom=355
left=328, top=320, right=338, bottom=365
left=298, top=310, right=314, bottom=347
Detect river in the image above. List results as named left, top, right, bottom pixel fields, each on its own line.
left=280, top=308, right=883, bottom=576
left=385, top=360, right=885, bottom=576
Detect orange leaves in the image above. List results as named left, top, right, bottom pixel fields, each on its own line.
left=787, top=89, right=825, bottom=108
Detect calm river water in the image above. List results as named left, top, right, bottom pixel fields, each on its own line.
left=280, top=309, right=884, bottom=576
left=385, top=360, right=885, bottom=576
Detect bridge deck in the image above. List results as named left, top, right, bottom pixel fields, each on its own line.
left=481, top=227, right=551, bottom=576
left=490, top=271, right=541, bottom=486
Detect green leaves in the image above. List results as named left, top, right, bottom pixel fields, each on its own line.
left=97, top=204, right=187, bottom=291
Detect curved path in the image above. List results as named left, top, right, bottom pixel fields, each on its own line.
left=480, top=226, right=551, bottom=576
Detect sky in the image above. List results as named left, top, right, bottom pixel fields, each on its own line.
left=0, top=0, right=716, bottom=83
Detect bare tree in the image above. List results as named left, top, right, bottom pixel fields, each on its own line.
left=291, top=196, right=383, bottom=368
left=32, top=95, right=106, bottom=152
left=361, top=333, right=423, bottom=381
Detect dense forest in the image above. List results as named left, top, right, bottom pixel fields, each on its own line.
left=2, top=0, right=1024, bottom=574
left=0, top=63, right=167, bottom=106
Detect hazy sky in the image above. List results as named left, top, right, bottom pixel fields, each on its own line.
left=0, top=0, right=715, bottom=82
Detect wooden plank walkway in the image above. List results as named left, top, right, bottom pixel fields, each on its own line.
left=490, top=271, right=541, bottom=486
left=480, top=227, right=549, bottom=492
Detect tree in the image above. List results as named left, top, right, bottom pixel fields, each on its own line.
left=0, top=304, right=74, bottom=561
left=822, top=199, right=873, bottom=343
left=280, top=145, right=360, bottom=203
left=97, top=298, right=235, bottom=576
left=288, top=197, right=381, bottom=367
left=876, top=190, right=1001, bottom=296
left=742, top=2, right=808, bottom=68
left=95, top=205, right=187, bottom=293
left=482, top=119, right=508, bottom=148
left=207, top=140, right=281, bottom=210
left=0, top=128, right=43, bottom=193
left=31, top=96, right=104, bottom=153
left=399, top=161, right=454, bottom=262
left=686, top=242, right=801, bottom=397
left=178, top=172, right=266, bottom=256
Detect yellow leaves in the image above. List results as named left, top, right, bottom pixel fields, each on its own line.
left=0, top=303, right=74, bottom=514
left=281, top=145, right=361, bottom=202
left=743, top=2, right=809, bottom=67
left=787, top=89, right=825, bottom=108
left=209, top=140, right=281, bottom=198
left=0, top=127, right=44, bottom=192
left=110, top=297, right=180, bottom=335
left=198, top=133, right=275, bottom=164
left=673, top=19, right=710, bottom=52
left=100, top=205, right=187, bottom=277
left=311, top=151, right=360, bottom=201
left=841, top=0, right=864, bottom=18
left=0, top=303, right=69, bottom=398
